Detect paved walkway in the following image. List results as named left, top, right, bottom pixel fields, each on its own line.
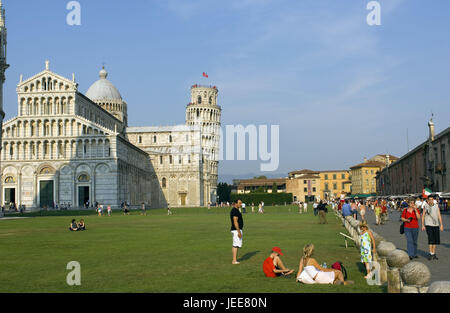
left=363, top=209, right=450, bottom=282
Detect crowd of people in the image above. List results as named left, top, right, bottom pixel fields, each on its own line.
left=335, top=195, right=445, bottom=262
left=230, top=194, right=445, bottom=285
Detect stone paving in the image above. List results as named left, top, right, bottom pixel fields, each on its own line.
left=363, top=209, right=450, bottom=283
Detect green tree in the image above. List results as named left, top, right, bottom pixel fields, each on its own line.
left=272, top=182, right=277, bottom=193
left=217, top=182, right=231, bottom=203
left=254, top=186, right=265, bottom=193
left=254, top=175, right=267, bottom=179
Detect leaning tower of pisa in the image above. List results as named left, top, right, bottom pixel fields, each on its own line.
left=186, top=84, right=221, bottom=205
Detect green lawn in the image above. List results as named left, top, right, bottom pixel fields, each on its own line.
left=0, top=205, right=385, bottom=293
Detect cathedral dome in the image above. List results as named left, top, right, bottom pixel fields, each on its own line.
left=86, top=67, right=122, bottom=101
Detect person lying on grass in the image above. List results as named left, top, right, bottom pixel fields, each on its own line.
left=262, top=247, right=295, bottom=278
left=69, top=219, right=78, bottom=231
left=296, top=243, right=353, bottom=285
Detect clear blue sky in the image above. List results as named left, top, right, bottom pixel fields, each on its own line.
left=3, top=0, right=450, bottom=181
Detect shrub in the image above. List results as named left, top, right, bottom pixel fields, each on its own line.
left=230, top=193, right=293, bottom=205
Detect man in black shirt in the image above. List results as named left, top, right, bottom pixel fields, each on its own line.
left=230, top=200, right=243, bottom=264
left=318, top=200, right=328, bottom=224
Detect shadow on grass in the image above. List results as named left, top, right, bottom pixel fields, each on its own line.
left=355, top=262, right=366, bottom=275
left=238, top=251, right=260, bottom=262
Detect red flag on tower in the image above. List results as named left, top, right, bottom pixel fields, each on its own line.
left=202, top=72, right=208, bottom=78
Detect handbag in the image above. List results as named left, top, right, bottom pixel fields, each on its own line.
left=400, top=222, right=405, bottom=234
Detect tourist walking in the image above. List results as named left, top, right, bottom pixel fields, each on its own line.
left=401, top=200, right=421, bottom=260
left=313, top=201, right=319, bottom=216
left=318, top=201, right=328, bottom=224
left=107, top=205, right=112, bottom=216
left=359, top=222, right=376, bottom=279
left=342, top=200, right=352, bottom=218
left=251, top=202, right=255, bottom=213
left=350, top=200, right=358, bottom=220
left=359, top=201, right=367, bottom=222
left=230, top=200, right=243, bottom=264
left=303, top=201, right=308, bottom=213
left=167, top=203, right=173, bottom=215
left=421, top=196, right=444, bottom=260
left=374, top=203, right=381, bottom=225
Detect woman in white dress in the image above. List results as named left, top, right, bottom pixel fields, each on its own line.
left=296, top=244, right=353, bottom=285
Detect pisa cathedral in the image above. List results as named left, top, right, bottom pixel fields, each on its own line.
left=0, top=4, right=221, bottom=209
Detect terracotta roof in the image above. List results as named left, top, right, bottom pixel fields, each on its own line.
left=350, top=161, right=385, bottom=170
left=238, top=178, right=287, bottom=187
left=296, top=174, right=321, bottom=179
left=318, top=170, right=349, bottom=173
left=288, top=169, right=319, bottom=175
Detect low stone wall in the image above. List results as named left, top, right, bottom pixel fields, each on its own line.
left=334, top=209, right=450, bottom=293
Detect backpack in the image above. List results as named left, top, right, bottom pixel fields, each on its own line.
left=331, top=261, right=347, bottom=280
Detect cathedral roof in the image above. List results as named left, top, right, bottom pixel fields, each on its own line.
left=86, top=67, right=122, bottom=101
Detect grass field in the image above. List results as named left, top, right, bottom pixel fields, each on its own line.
left=0, top=205, right=385, bottom=293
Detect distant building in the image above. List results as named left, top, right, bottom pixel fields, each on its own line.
left=349, top=154, right=398, bottom=196
left=286, top=170, right=321, bottom=202
left=235, top=169, right=352, bottom=202
left=237, top=178, right=287, bottom=194
left=318, top=170, right=351, bottom=200
left=377, top=119, right=449, bottom=196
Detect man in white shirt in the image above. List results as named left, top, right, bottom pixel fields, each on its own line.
left=303, top=202, right=308, bottom=213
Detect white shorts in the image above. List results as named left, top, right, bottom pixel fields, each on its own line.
left=315, top=271, right=335, bottom=284
left=231, top=230, right=243, bottom=248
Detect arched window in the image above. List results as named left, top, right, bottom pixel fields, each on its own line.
left=209, top=96, right=212, bottom=104
left=162, top=177, right=167, bottom=188
left=169, top=135, right=173, bottom=143
left=78, top=174, right=90, bottom=182
left=4, top=176, right=15, bottom=184
left=169, top=155, right=173, bottom=164
left=138, top=136, right=142, bottom=144
left=197, top=96, right=202, bottom=104
left=153, top=135, right=157, bottom=143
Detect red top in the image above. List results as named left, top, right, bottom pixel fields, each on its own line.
left=262, top=257, right=277, bottom=278
left=381, top=206, right=387, bottom=213
left=402, top=208, right=420, bottom=229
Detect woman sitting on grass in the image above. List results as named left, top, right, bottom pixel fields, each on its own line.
left=77, top=219, right=86, bottom=231
left=297, top=243, right=353, bottom=285
left=69, top=219, right=78, bottom=231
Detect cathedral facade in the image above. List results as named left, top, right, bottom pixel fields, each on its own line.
left=1, top=63, right=221, bottom=209
left=0, top=2, right=221, bottom=209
